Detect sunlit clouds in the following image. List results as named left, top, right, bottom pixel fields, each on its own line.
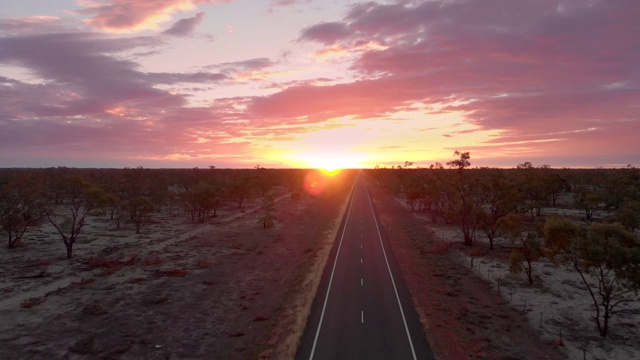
left=1, top=0, right=639, bottom=168
left=79, top=0, right=227, bottom=33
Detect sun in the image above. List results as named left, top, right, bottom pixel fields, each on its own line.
left=319, top=168, right=341, bottom=176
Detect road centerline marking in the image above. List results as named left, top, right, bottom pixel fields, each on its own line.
left=365, top=183, right=418, bottom=360
left=308, top=176, right=358, bottom=360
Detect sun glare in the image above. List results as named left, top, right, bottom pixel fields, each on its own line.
left=304, top=154, right=367, bottom=172
left=320, top=168, right=340, bottom=176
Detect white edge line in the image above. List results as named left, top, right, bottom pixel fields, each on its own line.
left=308, top=173, right=358, bottom=360
left=365, top=182, right=418, bottom=360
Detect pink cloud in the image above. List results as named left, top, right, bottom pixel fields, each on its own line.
left=79, top=0, right=228, bottom=33
left=247, top=79, right=419, bottom=122
left=2, top=0, right=639, bottom=168
left=291, top=0, right=640, bottom=164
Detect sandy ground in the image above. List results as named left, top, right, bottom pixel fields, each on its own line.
left=369, top=178, right=640, bottom=360
left=0, top=184, right=350, bottom=360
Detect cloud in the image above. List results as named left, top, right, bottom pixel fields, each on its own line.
left=299, top=22, right=351, bottom=45
left=266, top=0, right=311, bottom=13
left=3, top=0, right=639, bottom=168
left=79, top=0, right=228, bottom=33
left=246, top=76, right=429, bottom=123
left=0, top=31, right=182, bottom=116
left=270, top=0, right=307, bottom=7
left=210, top=57, right=275, bottom=71
left=0, top=19, right=238, bottom=165
left=204, top=57, right=283, bottom=83
left=292, top=0, right=640, bottom=160
left=162, top=11, right=205, bottom=36
left=148, top=71, right=227, bottom=84
left=0, top=16, right=84, bottom=37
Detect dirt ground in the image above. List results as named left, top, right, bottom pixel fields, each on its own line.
left=365, top=176, right=567, bottom=360
left=3, top=173, right=636, bottom=360
left=0, top=184, right=349, bottom=360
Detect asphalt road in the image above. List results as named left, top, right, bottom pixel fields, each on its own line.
left=296, top=173, right=434, bottom=360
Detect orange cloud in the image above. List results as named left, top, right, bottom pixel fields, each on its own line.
left=313, top=41, right=387, bottom=60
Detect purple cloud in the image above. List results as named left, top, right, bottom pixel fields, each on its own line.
left=209, top=57, right=276, bottom=72
left=162, top=12, right=205, bottom=37
left=299, top=22, right=351, bottom=45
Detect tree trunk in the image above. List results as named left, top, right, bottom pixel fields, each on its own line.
left=66, top=242, right=73, bottom=259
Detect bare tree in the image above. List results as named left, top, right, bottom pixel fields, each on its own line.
left=46, top=178, right=108, bottom=258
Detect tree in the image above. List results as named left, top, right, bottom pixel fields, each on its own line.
left=573, top=185, right=602, bottom=223
left=544, top=215, right=640, bottom=337
left=127, top=196, right=154, bottom=234
left=0, top=175, right=46, bottom=248
left=46, top=178, right=109, bottom=258
left=498, top=213, right=541, bottom=285
left=403, top=176, right=424, bottom=212
left=228, top=176, right=254, bottom=209
left=446, top=151, right=470, bottom=172
left=476, top=170, right=522, bottom=250
left=182, top=182, right=221, bottom=223
left=515, top=163, right=555, bottom=220
left=616, top=201, right=640, bottom=232
left=443, top=151, right=477, bottom=246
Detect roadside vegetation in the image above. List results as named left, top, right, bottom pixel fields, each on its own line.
left=0, top=166, right=355, bottom=359
left=1, top=167, right=343, bottom=257
left=366, top=153, right=639, bottom=356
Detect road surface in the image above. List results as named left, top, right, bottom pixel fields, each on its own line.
left=296, top=173, right=434, bottom=360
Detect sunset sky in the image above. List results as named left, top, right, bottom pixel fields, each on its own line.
left=1, top=0, right=638, bottom=169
